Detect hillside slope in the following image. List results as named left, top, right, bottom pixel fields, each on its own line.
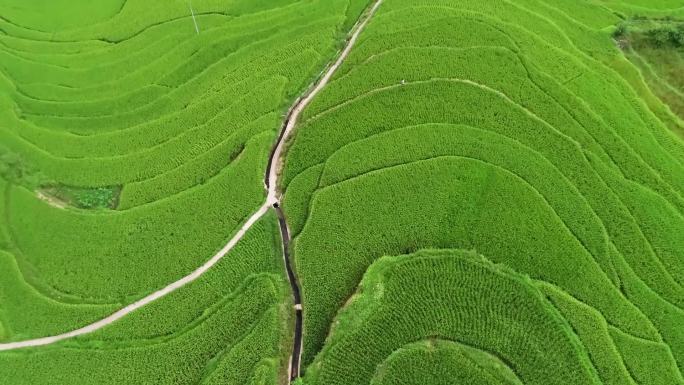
left=281, top=1, right=684, bottom=383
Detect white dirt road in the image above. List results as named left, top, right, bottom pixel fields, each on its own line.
left=0, top=0, right=383, bottom=353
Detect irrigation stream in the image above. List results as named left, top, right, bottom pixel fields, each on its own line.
left=265, top=1, right=383, bottom=379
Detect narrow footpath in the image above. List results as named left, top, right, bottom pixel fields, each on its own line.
left=264, top=1, right=383, bottom=379
left=0, top=2, right=384, bottom=382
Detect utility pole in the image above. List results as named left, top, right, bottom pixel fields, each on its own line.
left=188, top=1, right=199, bottom=34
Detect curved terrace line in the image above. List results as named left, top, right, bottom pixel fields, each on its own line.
left=371, top=338, right=525, bottom=385
left=0, top=6, right=385, bottom=385
left=299, top=76, right=684, bottom=303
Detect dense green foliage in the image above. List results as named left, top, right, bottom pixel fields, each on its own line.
left=617, top=18, right=684, bottom=136
left=0, top=0, right=371, bottom=383
left=280, top=0, right=684, bottom=383
left=0, top=0, right=369, bottom=339
left=301, top=250, right=684, bottom=385
left=44, top=185, right=121, bottom=209
left=0, top=214, right=292, bottom=385
left=370, top=340, right=523, bottom=385
left=2, top=0, right=683, bottom=383
left=303, top=250, right=602, bottom=385
left=0, top=276, right=288, bottom=385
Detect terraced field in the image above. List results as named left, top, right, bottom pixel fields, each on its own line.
left=1, top=213, right=291, bottom=384
left=280, top=0, right=684, bottom=384
left=0, top=0, right=372, bottom=382
left=1, top=0, right=683, bottom=384
left=616, top=17, right=684, bottom=137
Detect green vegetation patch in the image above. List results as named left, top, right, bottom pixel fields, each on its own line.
left=0, top=145, right=47, bottom=190
left=615, top=17, right=684, bottom=134
left=302, top=250, right=600, bottom=385
left=0, top=249, right=118, bottom=342
left=0, top=276, right=286, bottom=385
left=3, top=0, right=684, bottom=384
left=0, top=213, right=291, bottom=385
left=0, top=0, right=371, bottom=346
left=371, top=339, right=523, bottom=385
left=615, top=18, right=684, bottom=48
left=282, top=2, right=684, bottom=383
left=41, top=185, right=121, bottom=210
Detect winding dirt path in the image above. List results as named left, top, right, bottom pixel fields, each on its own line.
left=0, top=3, right=384, bottom=379
left=265, top=0, right=384, bottom=376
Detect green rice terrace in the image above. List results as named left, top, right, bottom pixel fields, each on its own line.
left=0, top=0, right=683, bottom=384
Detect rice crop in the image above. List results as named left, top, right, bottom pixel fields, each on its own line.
left=281, top=1, right=684, bottom=382
left=302, top=250, right=604, bottom=385
left=0, top=0, right=369, bottom=340
left=2, top=0, right=683, bottom=383
left=0, top=0, right=372, bottom=383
